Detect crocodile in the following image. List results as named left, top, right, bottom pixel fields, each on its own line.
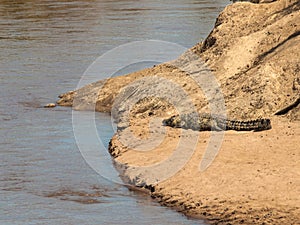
left=162, top=112, right=271, bottom=131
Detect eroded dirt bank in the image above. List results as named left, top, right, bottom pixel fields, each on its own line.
left=57, top=0, right=300, bottom=224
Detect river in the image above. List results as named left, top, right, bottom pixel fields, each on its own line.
left=0, top=0, right=228, bottom=224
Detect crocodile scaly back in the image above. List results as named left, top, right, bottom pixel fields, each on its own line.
left=163, top=112, right=271, bottom=131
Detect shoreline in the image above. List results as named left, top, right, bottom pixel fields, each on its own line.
left=57, top=0, right=300, bottom=223
left=109, top=116, right=299, bottom=224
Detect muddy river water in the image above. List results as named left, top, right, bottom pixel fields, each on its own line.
left=0, top=0, right=227, bottom=224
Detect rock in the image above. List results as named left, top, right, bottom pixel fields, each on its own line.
left=231, top=0, right=277, bottom=3
left=44, top=103, right=56, bottom=108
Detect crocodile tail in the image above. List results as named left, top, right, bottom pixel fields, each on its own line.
left=226, top=119, right=271, bottom=131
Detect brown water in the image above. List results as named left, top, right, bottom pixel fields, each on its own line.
left=0, top=0, right=228, bottom=224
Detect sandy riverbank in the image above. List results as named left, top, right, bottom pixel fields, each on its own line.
left=109, top=116, right=299, bottom=224
left=57, top=0, right=300, bottom=224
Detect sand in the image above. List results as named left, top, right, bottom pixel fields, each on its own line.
left=109, top=116, right=299, bottom=224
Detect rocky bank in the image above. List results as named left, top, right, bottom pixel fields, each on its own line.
left=57, top=0, right=300, bottom=224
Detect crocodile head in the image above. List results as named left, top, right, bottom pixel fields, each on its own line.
left=259, top=118, right=272, bottom=130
